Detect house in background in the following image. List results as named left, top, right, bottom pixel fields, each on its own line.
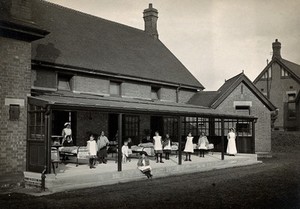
left=189, top=73, right=276, bottom=156
left=254, top=39, right=300, bottom=131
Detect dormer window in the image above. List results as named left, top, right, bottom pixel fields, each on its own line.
left=58, top=74, right=72, bottom=91
left=151, top=86, right=160, bottom=100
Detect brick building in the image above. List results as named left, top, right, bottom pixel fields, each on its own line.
left=1, top=0, right=269, bottom=177
left=254, top=39, right=300, bottom=131
left=189, top=73, right=276, bottom=155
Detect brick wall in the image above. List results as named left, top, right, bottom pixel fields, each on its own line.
left=76, top=111, right=108, bottom=146
left=178, top=89, right=196, bottom=103
left=31, top=69, right=57, bottom=90
left=0, top=37, right=31, bottom=175
left=160, top=87, right=176, bottom=102
left=255, top=62, right=300, bottom=129
left=122, top=82, right=151, bottom=99
left=216, top=82, right=272, bottom=153
left=73, top=75, right=109, bottom=96
left=76, top=112, right=150, bottom=146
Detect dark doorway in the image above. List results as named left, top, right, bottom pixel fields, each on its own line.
left=150, top=116, right=164, bottom=137
left=108, top=114, right=119, bottom=141
left=52, top=111, right=77, bottom=144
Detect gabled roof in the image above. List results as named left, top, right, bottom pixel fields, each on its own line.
left=254, top=57, right=300, bottom=84
left=30, top=0, right=204, bottom=89
left=189, top=73, right=277, bottom=111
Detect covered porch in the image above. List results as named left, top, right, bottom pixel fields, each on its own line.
left=27, top=91, right=257, bottom=176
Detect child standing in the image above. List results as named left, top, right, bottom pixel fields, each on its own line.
left=122, top=141, right=129, bottom=163
left=87, top=134, right=97, bottom=169
left=163, top=134, right=172, bottom=160
left=198, top=132, right=209, bottom=157
left=153, top=131, right=164, bottom=163
left=184, top=132, right=194, bottom=161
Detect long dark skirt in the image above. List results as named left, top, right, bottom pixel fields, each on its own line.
left=98, top=146, right=108, bottom=158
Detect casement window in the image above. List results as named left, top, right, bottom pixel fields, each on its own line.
left=236, top=120, right=252, bottom=136
left=163, top=117, right=178, bottom=140
left=58, top=74, right=72, bottom=91
left=281, top=68, right=290, bottom=78
left=183, top=117, right=209, bottom=137
left=110, top=81, right=121, bottom=96
left=28, top=105, right=45, bottom=140
left=151, top=86, right=160, bottom=100
left=123, top=115, right=139, bottom=143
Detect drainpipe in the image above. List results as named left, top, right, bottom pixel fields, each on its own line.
left=176, top=84, right=182, bottom=103
left=45, top=105, right=52, bottom=174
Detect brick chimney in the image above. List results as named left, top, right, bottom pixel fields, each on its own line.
left=0, top=0, right=32, bottom=22
left=143, top=3, right=158, bottom=39
left=272, top=39, right=281, bottom=59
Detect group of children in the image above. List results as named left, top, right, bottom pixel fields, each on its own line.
left=85, top=130, right=213, bottom=178
left=184, top=131, right=211, bottom=161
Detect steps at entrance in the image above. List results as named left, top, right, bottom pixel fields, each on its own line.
left=44, top=154, right=260, bottom=193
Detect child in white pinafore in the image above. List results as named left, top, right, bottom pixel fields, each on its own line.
left=122, top=141, right=129, bottom=163
left=153, top=131, right=164, bottom=163
left=184, top=132, right=194, bottom=161
left=87, top=134, right=97, bottom=169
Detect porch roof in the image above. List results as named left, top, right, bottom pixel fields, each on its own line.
left=28, top=92, right=256, bottom=120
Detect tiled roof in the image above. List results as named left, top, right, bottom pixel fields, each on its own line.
left=188, top=91, right=220, bottom=107
left=29, top=91, right=255, bottom=119
left=189, top=73, right=276, bottom=111
left=30, top=0, right=204, bottom=89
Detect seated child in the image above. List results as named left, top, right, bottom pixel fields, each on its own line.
left=137, top=151, right=153, bottom=179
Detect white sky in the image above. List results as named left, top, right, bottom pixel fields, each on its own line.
left=47, top=0, right=300, bottom=90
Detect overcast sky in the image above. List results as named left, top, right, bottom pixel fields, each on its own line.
left=47, top=0, right=300, bottom=90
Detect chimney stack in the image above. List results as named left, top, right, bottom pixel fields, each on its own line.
left=272, top=39, right=281, bottom=59
left=143, top=3, right=158, bottom=39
